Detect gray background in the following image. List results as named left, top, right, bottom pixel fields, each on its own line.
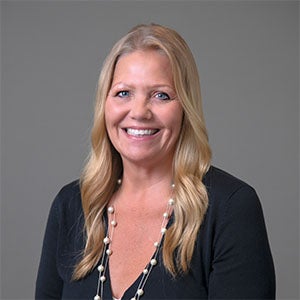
left=1, top=1, right=299, bottom=299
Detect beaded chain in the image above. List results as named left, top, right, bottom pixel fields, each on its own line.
left=94, top=183, right=175, bottom=300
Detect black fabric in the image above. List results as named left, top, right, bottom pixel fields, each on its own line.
left=35, top=166, right=275, bottom=299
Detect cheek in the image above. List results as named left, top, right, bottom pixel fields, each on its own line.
left=104, top=102, right=118, bottom=139
left=104, top=103, right=111, bottom=130
left=105, top=99, right=127, bottom=122
left=169, top=106, right=184, bottom=133
left=104, top=100, right=119, bottom=127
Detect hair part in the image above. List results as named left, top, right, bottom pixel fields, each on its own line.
left=73, top=23, right=211, bottom=280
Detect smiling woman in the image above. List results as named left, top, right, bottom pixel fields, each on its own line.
left=35, top=24, right=275, bottom=300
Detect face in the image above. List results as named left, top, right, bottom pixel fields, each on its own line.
left=105, top=50, right=183, bottom=168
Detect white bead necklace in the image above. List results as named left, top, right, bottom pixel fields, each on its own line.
left=94, top=183, right=175, bottom=300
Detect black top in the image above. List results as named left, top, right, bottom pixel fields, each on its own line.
left=35, top=166, right=275, bottom=299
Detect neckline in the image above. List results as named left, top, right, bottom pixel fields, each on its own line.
left=101, top=210, right=175, bottom=300
left=107, top=260, right=146, bottom=300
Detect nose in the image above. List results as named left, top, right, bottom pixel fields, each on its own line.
left=129, top=96, right=152, bottom=120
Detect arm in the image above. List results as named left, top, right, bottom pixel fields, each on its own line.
left=35, top=197, right=63, bottom=299
left=208, top=186, right=275, bottom=299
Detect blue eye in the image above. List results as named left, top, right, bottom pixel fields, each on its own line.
left=117, top=91, right=130, bottom=98
left=155, top=92, right=170, bottom=100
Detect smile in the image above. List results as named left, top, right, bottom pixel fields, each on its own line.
left=125, top=128, right=159, bottom=137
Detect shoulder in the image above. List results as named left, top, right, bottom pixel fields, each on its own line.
left=42, top=180, right=85, bottom=282
left=203, top=166, right=261, bottom=220
left=50, top=179, right=83, bottom=225
left=53, top=179, right=81, bottom=206
left=204, top=165, right=258, bottom=204
left=200, top=167, right=275, bottom=298
left=204, top=165, right=255, bottom=197
left=201, top=166, right=270, bottom=253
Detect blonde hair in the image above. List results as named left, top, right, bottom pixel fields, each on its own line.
left=73, top=23, right=211, bottom=279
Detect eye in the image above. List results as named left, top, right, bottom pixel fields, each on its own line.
left=155, top=92, right=170, bottom=101
left=116, top=91, right=130, bottom=98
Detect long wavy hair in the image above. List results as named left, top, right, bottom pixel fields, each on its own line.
left=73, top=23, right=212, bottom=280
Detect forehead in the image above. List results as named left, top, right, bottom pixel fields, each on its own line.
left=117, top=49, right=169, bottom=65
left=112, top=50, right=173, bottom=81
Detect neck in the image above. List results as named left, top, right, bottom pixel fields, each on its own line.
left=111, top=166, right=173, bottom=213
left=120, top=157, right=174, bottom=191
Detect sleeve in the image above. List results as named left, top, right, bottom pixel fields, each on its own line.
left=35, top=196, right=63, bottom=299
left=208, top=185, right=276, bottom=299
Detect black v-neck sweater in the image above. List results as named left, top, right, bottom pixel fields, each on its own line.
left=35, top=166, right=275, bottom=299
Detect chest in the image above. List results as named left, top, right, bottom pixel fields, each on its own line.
left=107, top=212, right=166, bottom=298
left=58, top=203, right=212, bottom=299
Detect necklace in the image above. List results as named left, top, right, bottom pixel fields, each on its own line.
left=94, top=183, right=175, bottom=300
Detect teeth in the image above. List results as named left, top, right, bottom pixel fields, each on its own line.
left=126, top=128, right=157, bottom=137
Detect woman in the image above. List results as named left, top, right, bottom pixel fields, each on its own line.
left=35, top=24, right=275, bottom=299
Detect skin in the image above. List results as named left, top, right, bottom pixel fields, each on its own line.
left=104, top=50, right=183, bottom=298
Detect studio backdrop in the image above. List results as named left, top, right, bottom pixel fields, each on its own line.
left=1, top=1, right=299, bottom=299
